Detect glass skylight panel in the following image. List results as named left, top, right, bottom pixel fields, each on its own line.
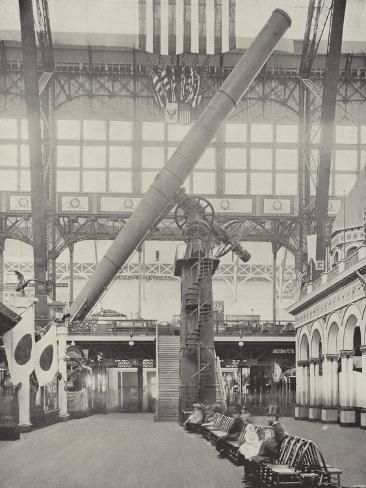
left=142, top=146, right=165, bottom=168
left=225, top=123, right=247, bottom=142
left=276, top=174, right=298, bottom=195
left=109, top=146, right=132, bottom=168
left=334, top=150, right=358, bottom=171
left=276, top=124, right=298, bottom=143
left=192, top=172, right=215, bottom=194
left=0, top=119, right=17, bottom=139
left=167, top=124, right=190, bottom=141
left=109, top=171, right=132, bottom=193
left=276, top=149, right=298, bottom=170
left=250, top=173, right=272, bottom=194
left=57, top=120, right=81, bottom=140
left=20, top=145, right=30, bottom=167
left=83, top=171, right=106, bottom=192
left=57, top=145, right=80, bottom=168
left=250, top=148, right=272, bottom=170
left=225, top=148, right=247, bottom=169
left=20, top=170, right=30, bottom=191
left=250, top=124, right=273, bottom=142
left=83, top=146, right=106, bottom=168
left=109, top=121, right=133, bottom=141
left=0, top=170, right=17, bottom=190
left=225, top=173, right=247, bottom=194
left=83, top=120, right=107, bottom=140
left=336, top=125, right=357, bottom=144
left=0, top=145, right=17, bottom=166
left=142, top=122, right=165, bottom=141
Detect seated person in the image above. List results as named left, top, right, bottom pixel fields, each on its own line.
left=243, top=405, right=285, bottom=487
left=201, top=403, right=223, bottom=427
left=216, top=404, right=245, bottom=458
left=184, top=403, right=204, bottom=433
left=239, top=423, right=262, bottom=460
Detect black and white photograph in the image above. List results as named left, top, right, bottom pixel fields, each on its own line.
left=0, top=0, right=365, bottom=487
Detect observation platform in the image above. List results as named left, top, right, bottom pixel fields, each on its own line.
left=0, top=414, right=365, bottom=487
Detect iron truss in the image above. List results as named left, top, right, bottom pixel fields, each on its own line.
left=1, top=65, right=366, bottom=121
left=2, top=261, right=297, bottom=300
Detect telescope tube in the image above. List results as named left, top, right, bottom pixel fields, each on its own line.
left=70, top=9, right=291, bottom=323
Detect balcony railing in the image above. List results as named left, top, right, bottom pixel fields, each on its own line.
left=300, top=245, right=366, bottom=300
left=67, top=319, right=295, bottom=338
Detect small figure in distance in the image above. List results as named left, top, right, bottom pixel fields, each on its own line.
left=184, top=403, right=204, bottom=433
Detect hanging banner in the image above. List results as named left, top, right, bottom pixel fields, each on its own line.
left=34, top=324, right=58, bottom=387
left=3, top=306, right=35, bottom=385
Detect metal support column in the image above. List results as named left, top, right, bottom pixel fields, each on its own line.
left=69, top=243, right=74, bottom=306
left=315, top=0, right=347, bottom=270
left=18, top=0, right=48, bottom=327
left=0, top=238, right=4, bottom=302
left=272, top=243, right=279, bottom=324
left=137, top=244, right=143, bottom=318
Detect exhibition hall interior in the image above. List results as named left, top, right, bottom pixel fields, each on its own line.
left=0, top=1, right=366, bottom=487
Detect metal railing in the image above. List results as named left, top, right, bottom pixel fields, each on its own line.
left=300, top=245, right=366, bottom=299
left=68, top=319, right=295, bottom=337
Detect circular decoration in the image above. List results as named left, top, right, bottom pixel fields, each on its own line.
left=124, top=199, right=134, bottom=209
left=70, top=198, right=81, bottom=209
left=39, top=344, right=54, bottom=371
left=18, top=197, right=29, bottom=208
left=220, top=200, right=230, bottom=210
left=14, top=334, right=33, bottom=365
left=273, top=200, right=282, bottom=211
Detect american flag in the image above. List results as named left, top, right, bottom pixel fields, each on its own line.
left=145, top=57, right=166, bottom=107
left=139, top=0, right=236, bottom=55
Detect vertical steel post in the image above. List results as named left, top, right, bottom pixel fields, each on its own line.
left=0, top=238, right=4, bottom=302
left=272, top=244, right=277, bottom=324
left=69, top=243, right=74, bottom=306
left=315, top=0, right=347, bottom=268
left=18, top=0, right=48, bottom=327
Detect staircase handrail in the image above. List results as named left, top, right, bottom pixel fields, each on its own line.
left=215, top=353, right=227, bottom=411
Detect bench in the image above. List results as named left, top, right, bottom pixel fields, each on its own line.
left=201, top=414, right=234, bottom=444
left=224, top=424, right=269, bottom=465
left=254, top=434, right=342, bottom=488
left=187, top=416, right=342, bottom=487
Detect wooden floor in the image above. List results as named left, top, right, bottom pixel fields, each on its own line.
left=0, top=414, right=365, bottom=487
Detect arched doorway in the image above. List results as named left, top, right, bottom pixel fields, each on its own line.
left=309, top=328, right=322, bottom=419
left=326, top=322, right=340, bottom=412
left=296, top=333, right=310, bottom=416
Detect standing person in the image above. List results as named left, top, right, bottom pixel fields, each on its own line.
left=184, top=403, right=204, bottom=433
left=216, top=404, right=244, bottom=458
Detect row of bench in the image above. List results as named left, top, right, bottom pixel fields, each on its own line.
left=197, top=413, right=342, bottom=488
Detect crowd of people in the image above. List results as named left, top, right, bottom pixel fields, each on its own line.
left=183, top=402, right=285, bottom=487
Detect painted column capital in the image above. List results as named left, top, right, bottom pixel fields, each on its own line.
left=340, top=349, right=355, bottom=358
left=297, top=360, right=309, bottom=367
left=324, top=354, right=338, bottom=361
left=309, top=357, right=321, bottom=364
